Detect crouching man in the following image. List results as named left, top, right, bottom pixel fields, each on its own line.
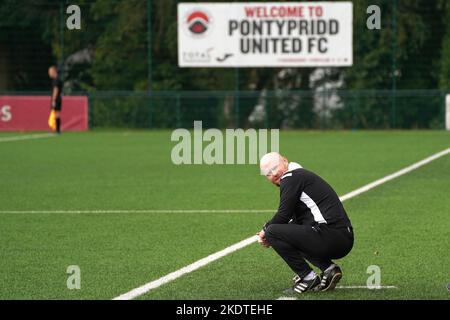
left=258, top=152, right=354, bottom=294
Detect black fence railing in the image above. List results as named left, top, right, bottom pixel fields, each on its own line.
left=1, top=89, right=447, bottom=129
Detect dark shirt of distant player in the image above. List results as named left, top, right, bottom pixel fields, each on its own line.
left=51, top=78, right=63, bottom=110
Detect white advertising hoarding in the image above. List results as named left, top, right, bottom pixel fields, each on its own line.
left=446, top=94, right=450, bottom=131
left=178, top=2, right=353, bottom=67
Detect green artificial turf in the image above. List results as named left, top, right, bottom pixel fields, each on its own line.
left=0, top=130, right=449, bottom=299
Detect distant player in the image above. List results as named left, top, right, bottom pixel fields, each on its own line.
left=48, top=66, right=63, bottom=134
left=258, top=152, right=354, bottom=294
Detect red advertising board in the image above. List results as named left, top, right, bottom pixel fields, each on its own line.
left=0, top=96, right=88, bottom=131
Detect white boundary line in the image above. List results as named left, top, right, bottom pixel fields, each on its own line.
left=113, top=147, right=450, bottom=300
left=277, top=286, right=398, bottom=299
left=339, top=147, right=450, bottom=202
left=113, top=236, right=259, bottom=300
left=336, top=285, right=398, bottom=289
left=0, top=133, right=55, bottom=143
left=0, top=209, right=273, bottom=214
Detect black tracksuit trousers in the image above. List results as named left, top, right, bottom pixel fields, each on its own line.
left=265, top=223, right=354, bottom=278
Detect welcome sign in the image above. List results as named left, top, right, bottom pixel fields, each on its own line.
left=178, top=2, right=353, bottom=67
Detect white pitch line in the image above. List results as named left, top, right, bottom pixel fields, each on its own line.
left=277, top=297, right=298, bottom=300
left=0, top=209, right=274, bottom=214
left=113, top=146, right=450, bottom=300
left=339, top=147, right=450, bottom=202
left=0, top=133, right=55, bottom=143
left=112, top=235, right=259, bottom=300
left=337, top=285, right=398, bottom=289
left=277, top=286, right=398, bottom=299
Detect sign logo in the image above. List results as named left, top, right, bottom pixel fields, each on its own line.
left=183, top=48, right=214, bottom=63
left=216, top=53, right=233, bottom=62
left=185, top=9, right=212, bottom=37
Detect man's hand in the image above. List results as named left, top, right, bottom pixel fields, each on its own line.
left=256, top=229, right=271, bottom=248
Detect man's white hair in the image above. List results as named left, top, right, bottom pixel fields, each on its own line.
left=260, top=152, right=282, bottom=175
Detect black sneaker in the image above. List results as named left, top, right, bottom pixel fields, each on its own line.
left=320, top=264, right=342, bottom=291
left=288, top=274, right=321, bottom=294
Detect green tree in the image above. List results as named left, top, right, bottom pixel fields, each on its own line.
left=439, top=1, right=450, bottom=89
